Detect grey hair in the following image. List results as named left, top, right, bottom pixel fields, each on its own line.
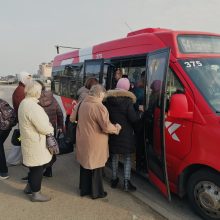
left=25, top=80, right=42, bottom=98
left=89, top=84, right=106, bottom=97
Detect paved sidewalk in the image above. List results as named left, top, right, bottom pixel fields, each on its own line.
left=0, top=147, right=165, bottom=220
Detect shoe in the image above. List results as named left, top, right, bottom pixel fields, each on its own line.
left=43, top=167, right=52, bottom=177
left=80, top=191, right=91, bottom=197
left=21, top=176, right=28, bottom=181
left=111, top=177, right=119, bottom=188
left=123, top=180, right=137, bottom=192
left=0, top=173, right=9, bottom=180
left=31, top=192, right=51, bottom=202
left=24, top=183, right=32, bottom=195
left=92, top=191, right=107, bottom=199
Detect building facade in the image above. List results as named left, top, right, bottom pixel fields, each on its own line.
left=38, top=61, right=53, bottom=78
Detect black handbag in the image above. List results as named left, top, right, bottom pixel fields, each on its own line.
left=65, top=102, right=82, bottom=144
left=57, top=131, right=74, bottom=155
left=11, top=129, right=21, bottom=146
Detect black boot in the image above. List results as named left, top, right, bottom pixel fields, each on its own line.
left=123, top=180, right=136, bottom=192
left=92, top=192, right=107, bottom=199
left=111, top=177, right=119, bottom=188
left=21, top=176, right=28, bottom=181
left=43, top=167, right=52, bottom=177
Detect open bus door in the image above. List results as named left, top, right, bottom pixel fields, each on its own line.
left=145, top=48, right=171, bottom=201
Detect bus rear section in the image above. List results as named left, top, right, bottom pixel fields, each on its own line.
left=51, top=28, right=220, bottom=220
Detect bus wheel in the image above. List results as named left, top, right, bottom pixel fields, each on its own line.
left=187, top=169, right=220, bottom=220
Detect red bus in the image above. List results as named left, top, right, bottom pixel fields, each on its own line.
left=52, top=28, right=220, bottom=220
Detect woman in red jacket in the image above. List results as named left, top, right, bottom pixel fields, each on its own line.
left=12, top=72, right=32, bottom=116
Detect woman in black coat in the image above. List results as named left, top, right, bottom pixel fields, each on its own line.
left=105, top=78, right=139, bottom=191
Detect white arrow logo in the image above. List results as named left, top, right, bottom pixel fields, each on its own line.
left=165, top=121, right=181, bottom=142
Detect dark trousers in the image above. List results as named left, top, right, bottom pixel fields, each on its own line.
left=79, top=166, right=105, bottom=198
left=0, top=129, right=11, bottom=173
left=28, top=159, right=54, bottom=192
left=44, top=155, right=56, bottom=173
left=28, top=165, right=44, bottom=192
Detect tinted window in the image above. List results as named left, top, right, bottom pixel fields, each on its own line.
left=84, top=59, right=103, bottom=83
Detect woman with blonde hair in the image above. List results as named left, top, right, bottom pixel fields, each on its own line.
left=18, top=80, right=54, bottom=202
left=70, top=84, right=121, bottom=199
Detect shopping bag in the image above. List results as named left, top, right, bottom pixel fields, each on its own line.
left=6, top=145, right=23, bottom=166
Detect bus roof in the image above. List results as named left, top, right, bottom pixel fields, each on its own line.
left=53, top=28, right=220, bottom=67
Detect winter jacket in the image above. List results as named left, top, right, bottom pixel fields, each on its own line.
left=18, top=97, right=54, bottom=167
left=38, top=91, right=63, bottom=130
left=70, top=95, right=118, bottom=169
left=105, top=89, right=139, bottom=154
left=12, top=82, right=25, bottom=116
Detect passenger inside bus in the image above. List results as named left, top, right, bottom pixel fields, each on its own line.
left=112, top=68, right=123, bottom=88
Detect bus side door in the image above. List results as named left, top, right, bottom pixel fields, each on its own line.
left=145, top=48, right=171, bottom=200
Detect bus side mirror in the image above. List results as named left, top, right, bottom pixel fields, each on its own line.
left=168, top=94, right=193, bottom=119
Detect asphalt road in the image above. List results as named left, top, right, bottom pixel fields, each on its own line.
left=0, top=85, right=201, bottom=220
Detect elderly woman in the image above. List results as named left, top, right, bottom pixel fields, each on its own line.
left=18, top=81, right=54, bottom=202
left=70, top=84, right=121, bottom=199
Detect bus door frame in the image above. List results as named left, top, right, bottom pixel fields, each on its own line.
left=144, top=47, right=171, bottom=201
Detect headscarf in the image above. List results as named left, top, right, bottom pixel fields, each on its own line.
left=17, top=71, right=32, bottom=85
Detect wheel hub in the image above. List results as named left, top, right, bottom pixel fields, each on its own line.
left=195, top=181, right=220, bottom=218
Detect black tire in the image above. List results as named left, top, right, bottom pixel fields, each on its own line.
left=187, top=169, right=220, bottom=220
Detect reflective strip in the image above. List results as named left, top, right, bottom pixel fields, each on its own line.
left=165, top=121, right=172, bottom=128
left=79, top=47, right=93, bottom=62
left=168, top=123, right=181, bottom=135
left=61, top=58, right=73, bottom=65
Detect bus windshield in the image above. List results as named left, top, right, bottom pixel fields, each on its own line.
left=179, top=58, right=220, bottom=112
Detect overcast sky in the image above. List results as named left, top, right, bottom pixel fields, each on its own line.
left=0, top=0, right=220, bottom=76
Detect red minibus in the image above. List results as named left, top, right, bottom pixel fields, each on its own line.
left=51, top=28, right=220, bottom=220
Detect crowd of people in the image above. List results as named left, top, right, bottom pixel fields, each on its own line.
left=0, top=69, right=145, bottom=202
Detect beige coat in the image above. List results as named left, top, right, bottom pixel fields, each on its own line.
left=70, top=95, right=118, bottom=169
left=18, top=97, right=54, bottom=167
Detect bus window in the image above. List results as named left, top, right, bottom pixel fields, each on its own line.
left=166, top=68, right=184, bottom=111
left=52, top=65, right=83, bottom=99
left=84, top=59, right=104, bottom=83
left=77, top=66, right=84, bottom=90
left=51, top=67, right=65, bottom=95
left=111, top=56, right=146, bottom=90
left=54, top=80, right=60, bottom=95
left=60, top=77, right=70, bottom=97
left=102, top=63, right=114, bottom=90
left=166, top=68, right=184, bottom=99
left=70, top=79, right=78, bottom=99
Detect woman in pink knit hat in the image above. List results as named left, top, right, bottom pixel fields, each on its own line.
left=105, top=78, right=139, bottom=192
